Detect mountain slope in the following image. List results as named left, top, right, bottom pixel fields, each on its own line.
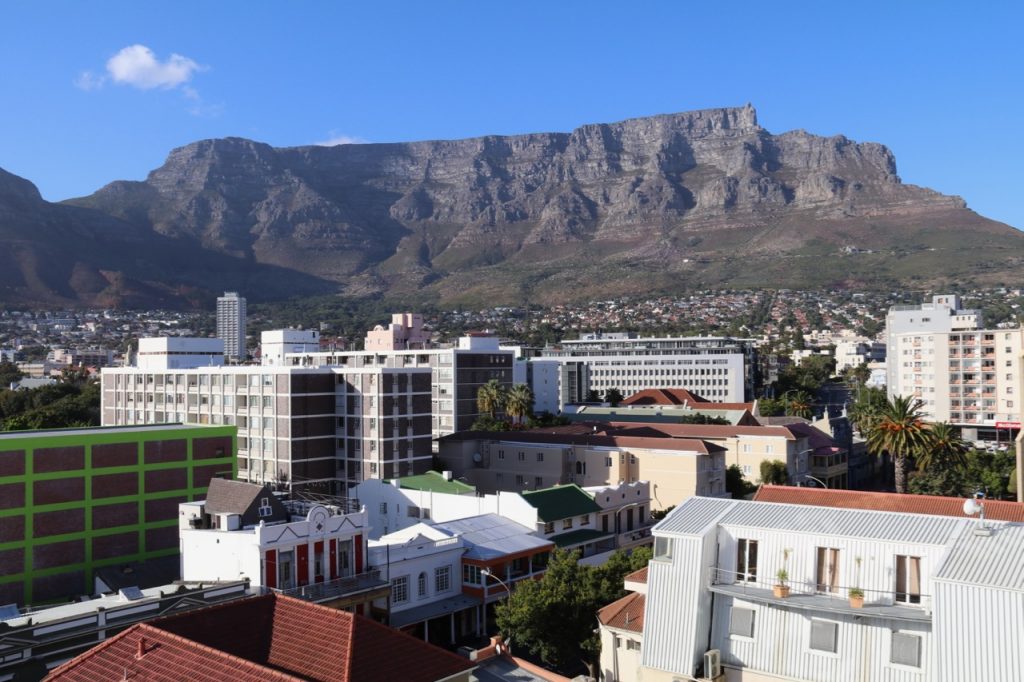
left=3, top=104, right=1021, bottom=307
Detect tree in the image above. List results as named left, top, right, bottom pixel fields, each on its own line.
left=677, top=414, right=730, bottom=425
left=603, top=387, right=624, bottom=407
left=0, top=361, right=23, bottom=388
left=918, top=422, right=969, bottom=472
left=847, top=386, right=887, bottom=436
left=495, top=547, right=650, bottom=677
left=783, top=390, right=814, bottom=419
left=726, top=464, right=757, bottom=498
left=585, top=389, right=602, bottom=403
left=470, top=415, right=511, bottom=432
left=526, top=412, right=571, bottom=428
left=757, top=397, right=785, bottom=417
left=649, top=505, right=675, bottom=521
left=759, top=460, right=788, bottom=485
left=476, top=379, right=507, bottom=420
left=505, top=384, right=534, bottom=426
left=864, top=395, right=933, bottom=493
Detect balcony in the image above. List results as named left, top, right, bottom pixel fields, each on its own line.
left=708, top=568, right=930, bottom=623
left=271, top=570, right=388, bottom=605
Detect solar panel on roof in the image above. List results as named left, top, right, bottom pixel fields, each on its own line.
left=118, top=586, right=144, bottom=601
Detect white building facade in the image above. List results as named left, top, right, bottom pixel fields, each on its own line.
left=216, top=291, right=247, bottom=363
left=884, top=294, right=980, bottom=391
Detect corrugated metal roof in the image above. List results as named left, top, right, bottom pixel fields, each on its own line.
left=935, top=523, right=1024, bottom=591
left=431, top=514, right=553, bottom=561
left=654, top=497, right=737, bottom=536
left=720, top=500, right=968, bottom=545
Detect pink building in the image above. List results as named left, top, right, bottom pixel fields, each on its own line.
left=364, top=313, right=431, bottom=351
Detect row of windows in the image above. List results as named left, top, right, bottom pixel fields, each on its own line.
left=728, top=607, right=921, bottom=667
left=391, top=565, right=453, bottom=604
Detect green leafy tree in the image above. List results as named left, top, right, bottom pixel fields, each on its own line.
left=495, top=548, right=650, bottom=677
left=847, top=386, right=888, bottom=436
left=476, top=379, right=507, bottom=420
left=726, top=464, right=757, bottom=498
left=918, top=422, right=969, bottom=472
left=603, top=387, right=624, bottom=407
left=865, top=395, right=933, bottom=493
left=585, top=389, right=602, bottom=403
left=526, top=412, right=571, bottom=428
left=505, top=384, right=534, bottom=426
left=759, top=459, right=788, bottom=485
left=470, top=415, right=512, bottom=432
left=677, top=414, right=730, bottom=425
left=0, top=361, right=23, bottom=388
left=649, top=505, right=675, bottom=521
left=783, top=390, right=814, bottom=419
left=757, top=397, right=785, bottom=417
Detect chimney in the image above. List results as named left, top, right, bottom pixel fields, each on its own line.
left=136, top=636, right=147, bottom=659
left=442, top=470, right=453, bottom=481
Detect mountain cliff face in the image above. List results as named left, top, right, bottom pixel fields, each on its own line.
left=2, top=105, right=1021, bottom=307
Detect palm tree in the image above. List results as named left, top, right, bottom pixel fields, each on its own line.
left=847, top=386, right=887, bottom=436
left=865, top=395, right=933, bottom=493
left=476, top=379, right=507, bottom=420
left=505, top=383, right=534, bottom=426
left=918, top=422, right=969, bottom=472
left=783, top=390, right=814, bottom=419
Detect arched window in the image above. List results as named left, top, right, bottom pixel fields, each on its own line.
left=418, top=571, right=428, bottom=598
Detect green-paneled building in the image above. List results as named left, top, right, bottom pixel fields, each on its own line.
left=0, top=424, right=236, bottom=607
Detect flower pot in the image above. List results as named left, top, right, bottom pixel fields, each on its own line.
left=773, top=584, right=790, bottom=598
left=848, top=594, right=864, bottom=608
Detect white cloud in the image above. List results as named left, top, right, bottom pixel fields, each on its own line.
left=74, top=70, right=106, bottom=91
left=105, top=44, right=204, bottom=90
left=316, top=133, right=368, bottom=146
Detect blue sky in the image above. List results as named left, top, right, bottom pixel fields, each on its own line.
left=2, top=1, right=1021, bottom=228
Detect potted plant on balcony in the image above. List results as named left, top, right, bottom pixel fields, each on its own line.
left=848, top=587, right=865, bottom=608
left=773, top=549, right=792, bottom=598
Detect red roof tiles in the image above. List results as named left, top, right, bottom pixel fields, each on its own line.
left=624, top=566, right=648, bottom=584
left=597, top=592, right=645, bottom=633
left=753, top=485, right=1024, bottom=522
left=622, top=388, right=755, bottom=412
left=46, top=594, right=476, bottom=682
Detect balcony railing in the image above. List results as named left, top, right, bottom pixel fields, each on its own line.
left=271, top=569, right=387, bottom=603
left=708, top=567, right=931, bottom=622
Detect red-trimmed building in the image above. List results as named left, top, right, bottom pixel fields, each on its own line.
left=44, top=593, right=477, bottom=682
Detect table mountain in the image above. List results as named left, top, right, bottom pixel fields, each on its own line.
left=3, top=104, right=1022, bottom=307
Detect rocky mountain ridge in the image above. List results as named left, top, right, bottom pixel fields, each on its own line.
left=1, top=104, right=1020, bottom=307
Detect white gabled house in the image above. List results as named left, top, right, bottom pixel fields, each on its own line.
left=603, top=496, right=1024, bottom=682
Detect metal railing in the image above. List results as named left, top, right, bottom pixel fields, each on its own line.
left=709, top=567, right=931, bottom=612
left=271, top=569, right=386, bottom=602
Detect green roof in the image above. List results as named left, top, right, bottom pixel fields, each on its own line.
left=389, top=471, right=476, bottom=494
left=522, top=484, right=601, bottom=522
left=552, top=528, right=614, bottom=548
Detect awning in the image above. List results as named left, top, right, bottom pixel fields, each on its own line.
left=389, top=593, right=482, bottom=628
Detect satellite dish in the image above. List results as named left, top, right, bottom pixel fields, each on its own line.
left=963, top=497, right=983, bottom=516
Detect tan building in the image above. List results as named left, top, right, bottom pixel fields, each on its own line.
left=437, top=424, right=729, bottom=511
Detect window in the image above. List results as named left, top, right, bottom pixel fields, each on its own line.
left=417, top=572, right=428, bottom=598
left=535, top=476, right=543, bottom=488
left=435, top=565, right=451, bottom=593
left=562, top=518, right=573, bottom=530
left=895, top=555, right=921, bottom=604
left=314, top=548, right=324, bottom=579
left=890, top=632, right=922, bottom=667
left=816, top=547, right=840, bottom=593
left=653, top=536, right=673, bottom=561
left=379, top=502, right=388, bottom=515
left=392, top=575, right=409, bottom=604
left=498, top=450, right=505, bottom=460
left=407, top=506, right=421, bottom=518
left=463, top=564, right=482, bottom=585
left=516, top=475, right=525, bottom=486
left=544, top=522, right=554, bottom=534
left=736, top=539, right=758, bottom=582
left=625, top=639, right=641, bottom=651
left=605, top=457, right=613, bottom=467
left=809, top=620, right=838, bottom=653
left=729, top=607, right=755, bottom=638
left=741, top=443, right=752, bottom=453
left=518, top=451, right=525, bottom=461
left=579, top=514, right=590, bottom=526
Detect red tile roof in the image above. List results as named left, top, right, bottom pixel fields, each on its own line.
left=753, top=485, right=1024, bottom=522
left=442, top=425, right=727, bottom=454
left=622, top=388, right=756, bottom=412
left=597, top=592, right=645, bottom=633
left=624, top=566, right=648, bottom=584
left=45, top=594, right=476, bottom=682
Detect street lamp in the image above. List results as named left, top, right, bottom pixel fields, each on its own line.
left=480, top=568, right=513, bottom=648
left=799, top=474, right=828, bottom=488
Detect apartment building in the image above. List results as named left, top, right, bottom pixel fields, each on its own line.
left=889, top=326, right=1024, bottom=438
left=613, top=495, right=1024, bottom=682
left=216, top=291, right=247, bottom=362
left=0, top=424, right=235, bottom=607
left=102, top=362, right=433, bottom=492
left=437, top=424, right=729, bottom=510
left=259, top=328, right=320, bottom=366
left=884, top=294, right=981, bottom=392
left=534, top=333, right=758, bottom=412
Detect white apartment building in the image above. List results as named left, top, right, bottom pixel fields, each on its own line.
left=136, top=337, right=224, bottom=370
left=216, top=291, right=247, bottom=362
left=102, top=362, right=434, bottom=492
left=885, top=294, right=980, bottom=391
left=260, top=329, right=320, bottom=366
left=535, top=333, right=757, bottom=412
left=889, top=327, right=1024, bottom=439
left=611, top=496, right=1024, bottom=682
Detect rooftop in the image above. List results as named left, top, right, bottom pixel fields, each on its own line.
left=551, top=528, right=613, bottom=549
left=431, top=514, right=554, bottom=562
left=45, top=593, right=476, bottom=682
left=624, top=566, right=648, bottom=584
left=597, top=592, right=645, bottom=633
left=389, top=470, right=476, bottom=494
left=621, top=388, right=755, bottom=412
left=753, top=485, right=1024, bottom=522
left=0, top=422, right=231, bottom=440
left=522, top=484, right=601, bottom=522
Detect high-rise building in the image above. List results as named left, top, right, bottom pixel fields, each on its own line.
left=884, top=294, right=981, bottom=390
left=217, top=291, right=247, bottom=362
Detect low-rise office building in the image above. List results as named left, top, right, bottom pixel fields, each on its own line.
left=0, top=424, right=235, bottom=607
